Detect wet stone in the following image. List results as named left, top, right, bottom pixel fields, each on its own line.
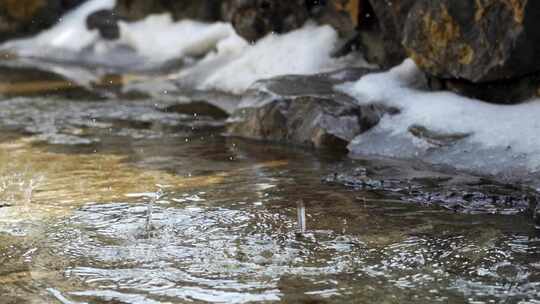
left=226, top=68, right=392, bottom=150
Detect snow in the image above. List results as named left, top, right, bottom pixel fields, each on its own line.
left=197, top=24, right=341, bottom=93
left=0, top=0, right=350, bottom=94
left=117, top=15, right=236, bottom=62
left=338, top=59, right=540, bottom=177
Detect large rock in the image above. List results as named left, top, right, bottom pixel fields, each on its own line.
left=227, top=68, right=392, bottom=150
left=403, top=0, right=540, bottom=83
left=0, top=0, right=86, bottom=43
left=114, top=0, right=222, bottom=22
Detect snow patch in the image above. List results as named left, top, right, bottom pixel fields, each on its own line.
left=197, top=24, right=341, bottom=93
left=0, top=0, right=349, bottom=94
left=117, top=15, right=236, bottom=62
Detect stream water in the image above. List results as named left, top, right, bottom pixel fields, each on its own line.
left=0, top=91, right=539, bottom=304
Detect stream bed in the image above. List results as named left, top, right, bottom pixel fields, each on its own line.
left=0, top=94, right=539, bottom=304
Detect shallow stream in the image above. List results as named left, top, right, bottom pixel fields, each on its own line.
left=0, top=92, right=539, bottom=304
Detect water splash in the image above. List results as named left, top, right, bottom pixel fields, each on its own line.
left=145, top=185, right=170, bottom=236
left=23, top=176, right=44, bottom=204
left=0, top=169, right=44, bottom=205
left=145, top=190, right=159, bottom=233
left=296, top=200, right=306, bottom=236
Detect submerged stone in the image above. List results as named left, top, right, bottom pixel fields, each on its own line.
left=227, top=68, right=392, bottom=150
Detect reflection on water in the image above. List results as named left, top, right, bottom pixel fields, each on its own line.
left=0, top=95, right=540, bottom=303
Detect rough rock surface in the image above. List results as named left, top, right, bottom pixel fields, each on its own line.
left=0, top=0, right=86, bottom=43
left=403, top=0, right=540, bottom=83
left=114, top=0, right=222, bottom=22
left=360, top=0, right=540, bottom=102
left=227, top=68, right=393, bottom=150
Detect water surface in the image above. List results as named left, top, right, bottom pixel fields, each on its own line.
left=0, top=94, right=539, bottom=304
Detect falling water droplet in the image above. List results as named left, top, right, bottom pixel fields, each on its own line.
left=146, top=187, right=164, bottom=236
left=296, top=200, right=306, bottom=237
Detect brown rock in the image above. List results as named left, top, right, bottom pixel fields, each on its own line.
left=403, top=0, right=540, bottom=83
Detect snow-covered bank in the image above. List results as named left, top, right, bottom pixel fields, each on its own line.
left=0, top=0, right=355, bottom=94
left=1, top=0, right=116, bottom=54
left=0, top=0, right=235, bottom=69
left=178, top=24, right=346, bottom=93
left=338, top=60, right=540, bottom=181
